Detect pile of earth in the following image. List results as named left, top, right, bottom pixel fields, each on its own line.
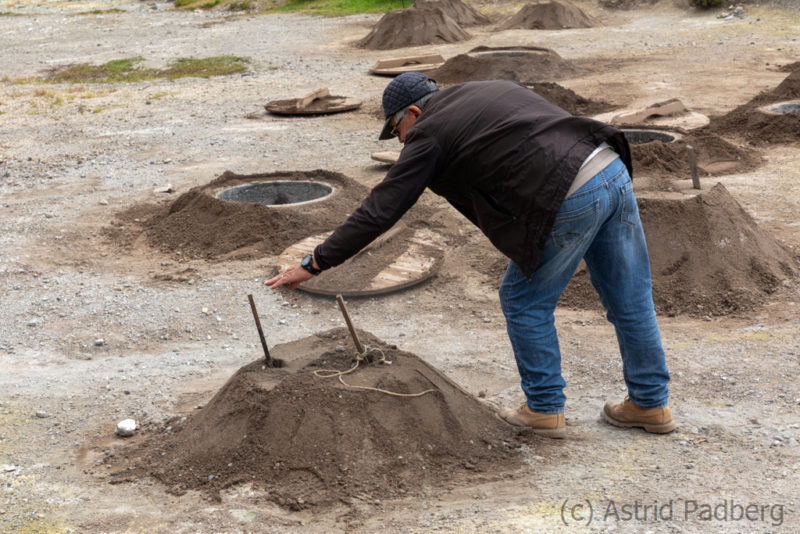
left=430, top=46, right=578, bottom=85
left=496, top=0, right=594, bottom=30
left=530, top=81, right=617, bottom=117
left=355, top=6, right=471, bottom=50
left=104, top=170, right=371, bottom=262
left=628, top=130, right=761, bottom=190
left=413, top=0, right=491, bottom=26
left=561, top=183, right=797, bottom=317
left=704, top=64, right=800, bottom=145
left=105, top=328, right=527, bottom=508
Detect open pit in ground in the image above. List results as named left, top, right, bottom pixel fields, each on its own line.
left=103, top=328, right=529, bottom=509
left=104, top=170, right=371, bottom=262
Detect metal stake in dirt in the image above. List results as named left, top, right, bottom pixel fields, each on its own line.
left=687, top=145, right=701, bottom=190
left=336, top=294, right=365, bottom=354
left=247, top=294, right=273, bottom=365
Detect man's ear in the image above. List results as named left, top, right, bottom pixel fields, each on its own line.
left=408, top=105, right=422, bottom=119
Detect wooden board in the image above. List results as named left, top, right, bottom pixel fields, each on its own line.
left=265, top=96, right=362, bottom=116
left=370, top=54, right=445, bottom=76
left=275, top=227, right=443, bottom=297
left=370, top=151, right=401, bottom=164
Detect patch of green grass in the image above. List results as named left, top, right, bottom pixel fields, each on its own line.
left=44, top=56, right=249, bottom=84
left=201, top=0, right=220, bottom=7
left=77, top=8, right=126, bottom=15
left=174, top=0, right=196, bottom=7
left=276, top=0, right=406, bottom=15
left=228, top=1, right=252, bottom=10
left=148, top=91, right=174, bottom=101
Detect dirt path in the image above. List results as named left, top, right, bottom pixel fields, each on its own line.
left=1, top=1, right=799, bottom=532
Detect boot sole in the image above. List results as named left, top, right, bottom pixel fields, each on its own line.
left=602, top=410, right=676, bottom=434
left=495, top=412, right=567, bottom=439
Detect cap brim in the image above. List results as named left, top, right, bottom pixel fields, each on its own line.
left=378, top=116, right=395, bottom=141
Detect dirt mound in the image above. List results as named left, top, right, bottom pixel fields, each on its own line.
left=106, top=328, right=525, bottom=508
left=561, top=183, right=797, bottom=317
left=706, top=67, right=800, bottom=145
left=630, top=131, right=761, bottom=188
left=413, top=0, right=491, bottom=26
left=356, top=7, right=471, bottom=50
left=530, top=81, right=617, bottom=116
left=496, top=0, right=594, bottom=30
left=105, top=170, right=370, bottom=261
left=430, top=46, right=577, bottom=85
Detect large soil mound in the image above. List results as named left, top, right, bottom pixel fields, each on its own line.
left=413, top=0, right=491, bottom=26
left=356, top=7, right=471, bottom=50
left=105, top=170, right=370, bottom=261
left=430, top=46, right=577, bottom=85
left=561, top=183, right=797, bottom=316
left=706, top=67, right=800, bottom=145
left=106, top=329, right=525, bottom=508
left=497, top=0, right=594, bottom=30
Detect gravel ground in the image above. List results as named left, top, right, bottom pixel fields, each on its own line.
left=1, top=1, right=799, bottom=532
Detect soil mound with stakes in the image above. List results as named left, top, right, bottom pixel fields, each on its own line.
left=497, top=0, right=594, bottom=30
left=629, top=131, right=761, bottom=189
left=356, top=7, right=471, bottom=50
left=106, top=329, right=526, bottom=508
left=430, top=46, right=576, bottom=85
left=561, top=183, right=798, bottom=317
left=104, top=170, right=370, bottom=262
left=706, top=67, right=800, bottom=145
left=413, top=0, right=491, bottom=26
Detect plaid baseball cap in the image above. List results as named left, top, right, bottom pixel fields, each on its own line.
left=379, top=72, right=438, bottom=140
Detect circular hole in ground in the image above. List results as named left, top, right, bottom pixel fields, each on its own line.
left=217, top=181, right=333, bottom=207
left=473, top=51, right=534, bottom=58
left=622, top=129, right=677, bottom=145
left=768, top=102, right=800, bottom=114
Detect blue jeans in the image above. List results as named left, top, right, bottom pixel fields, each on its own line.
left=499, top=158, right=670, bottom=413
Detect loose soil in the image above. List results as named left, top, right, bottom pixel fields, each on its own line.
left=496, top=0, right=594, bottom=30
left=105, top=170, right=371, bottom=261
left=705, top=67, right=800, bottom=145
left=2, top=2, right=800, bottom=534
left=430, top=45, right=579, bottom=84
left=413, top=0, right=492, bottom=26
left=561, top=183, right=798, bottom=317
left=105, top=328, right=530, bottom=509
left=355, top=7, right=472, bottom=50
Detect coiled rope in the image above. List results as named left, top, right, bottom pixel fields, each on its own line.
left=313, top=346, right=436, bottom=398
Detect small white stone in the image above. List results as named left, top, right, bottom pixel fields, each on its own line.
left=116, top=419, right=137, bottom=437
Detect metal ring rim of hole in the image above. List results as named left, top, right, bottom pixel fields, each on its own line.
left=216, top=180, right=334, bottom=207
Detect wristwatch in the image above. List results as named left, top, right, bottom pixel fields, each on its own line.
left=301, top=253, right=322, bottom=276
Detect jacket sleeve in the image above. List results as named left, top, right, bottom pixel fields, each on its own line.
left=314, top=135, right=443, bottom=270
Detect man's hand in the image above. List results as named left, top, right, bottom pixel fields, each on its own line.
left=265, top=264, right=313, bottom=290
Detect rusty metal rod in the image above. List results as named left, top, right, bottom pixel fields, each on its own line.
left=247, top=294, right=272, bottom=365
left=688, top=144, right=701, bottom=190
left=336, top=294, right=364, bottom=354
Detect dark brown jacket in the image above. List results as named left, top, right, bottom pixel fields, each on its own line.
left=315, top=80, right=632, bottom=277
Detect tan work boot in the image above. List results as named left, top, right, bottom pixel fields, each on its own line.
left=498, top=404, right=566, bottom=439
left=602, top=397, right=676, bottom=433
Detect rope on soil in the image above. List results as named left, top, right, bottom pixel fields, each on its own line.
left=313, top=346, right=436, bottom=398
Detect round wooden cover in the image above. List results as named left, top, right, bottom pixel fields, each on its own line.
left=265, top=96, right=362, bottom=116
left=275, top=227, right=444, bottom=297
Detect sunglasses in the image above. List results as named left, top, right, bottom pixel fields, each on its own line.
left=389, top=108, right=408, bottom=138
